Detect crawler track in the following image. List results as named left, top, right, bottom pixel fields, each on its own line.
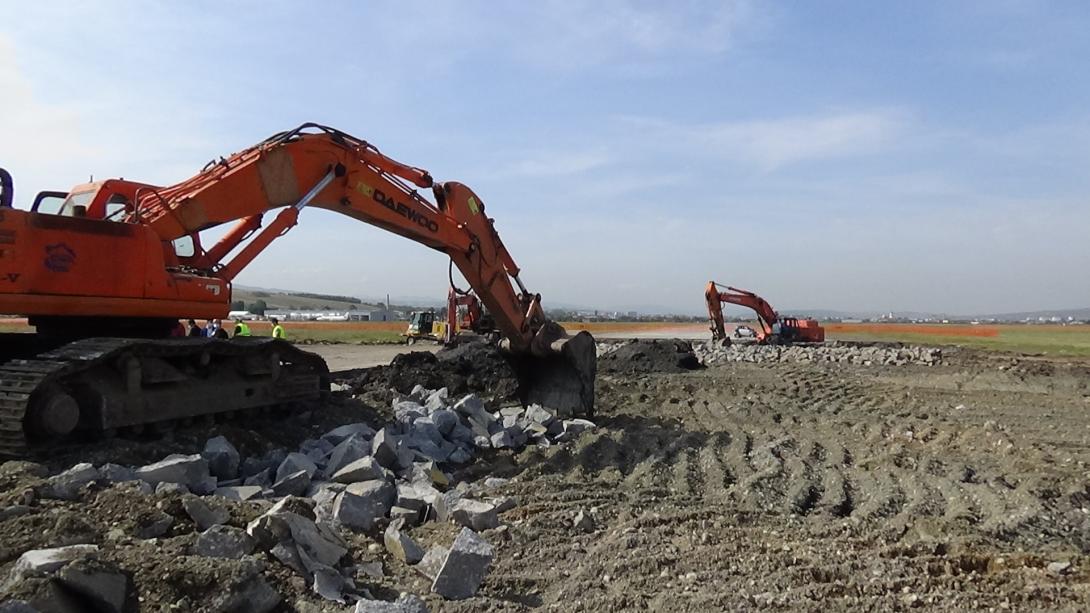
left=0, top=337, right=329, bottom=457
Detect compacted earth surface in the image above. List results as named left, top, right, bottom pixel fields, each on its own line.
left=0, top=339, right=1087, bottom=611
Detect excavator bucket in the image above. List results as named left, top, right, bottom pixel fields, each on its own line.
left=507, top=328, right=597, bottom=418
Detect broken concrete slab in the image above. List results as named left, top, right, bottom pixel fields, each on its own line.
left=525, top=404, right=555, bottom=426
left=272, top=469, right=312, bottom=497
left=194, top=525, right=256, bottom=559
left=556, top=418, right=596, bottom=442
left=203, top=435, right=241, bottom=481
left=451, top=499, right=499, bottom=531
left=389, top=505, right=421, bottom=526
left=430, top=409, right=459, bottom=436
left=312, top=564, right=349, bottom=603
left=44, top=463, right=100, bottom=500
left=275, top=452, right=319, bottom=483
left=98, top=463, right=135, bottom=484
left=10, top=544, right=99, bottom=579
left=354, top=593, right=430, bottom=613
left=431, top=527, right=493, bottom=600
left=243, top=467, right=274, bottom=489
left=333, top=487, right=392, bottom=532
left=573, top=509, right=595, bottom=533
left=372, top=428, right=405, bottom=471
left=322, top=423, right=376, bottom=445
left=214, top=485, right=264, bottom=501
left=332, top=456, right=385, bottom=484
left=490, top=430, right=514, bottom=449
left=134, top=509, right=174, bottom=539
left=135, top=454, right=213, bottom=493
left=183, top=496, right=230, bottom=530
left=416, top=546, right=448, bottom=581
left=346, top=479, right=396, bottom=507
left=323, top=434, right=372, bottom=479
left=424, top=387, right=450, bottom=411
left=384, top=518, right=424, bottom=564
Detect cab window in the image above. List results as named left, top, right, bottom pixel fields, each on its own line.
left=172, top=235, right=195, bottom=258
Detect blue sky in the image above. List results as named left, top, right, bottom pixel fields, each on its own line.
left=2, top=1, right=1088, bottom=315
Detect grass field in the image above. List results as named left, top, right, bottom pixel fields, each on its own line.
left=3, top=318, right=1089, bottom=356
left=825, top=322, right=1090, bottom=357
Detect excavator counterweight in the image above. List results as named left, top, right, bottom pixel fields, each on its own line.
left=0, top=124, right=595, bottom=455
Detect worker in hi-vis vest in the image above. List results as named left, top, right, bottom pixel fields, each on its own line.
left=233, top=318, right=251, bottom=337
left=271, top=317, right=286, bottom=339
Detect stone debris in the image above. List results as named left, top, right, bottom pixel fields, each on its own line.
left=9, top=544, right=99, bottom=580
left=99, top=463, right=135, bottom=484
left=416, top=546, right=448, bottom=581
left=384, top=518, right=424, bottom=564
left=203, top=435, right=241, bottom=480
left=43, top=463, right=100, bottom=500
left=693, top=341, right=942, bottom=367
left=573, top=509, right=595, bottom=533
left=134, top=454, right=215, bottom=494
left=214, top=485, right=264, bottom=501
left=354, top=593, right=430, bottom=613
left=276, top=452, right=319, bottom=483
left=194, top=525, right=256, bottom=559
left=1047, top=560, right=1073, bottom=575
left=272, top=469, right=312, bottom=497
left=183, top=496, right=230, bottom=530
left=155, top=482, right=189, bottom=495
left=334, top=486, right=393, bottom=532
left=332, top=456, right=385, bottom=484
left=133, top=508, right=174, bottom=539
left=431, top=528, right=493, bottom=600
left=451, top=499, right=499, bottom=531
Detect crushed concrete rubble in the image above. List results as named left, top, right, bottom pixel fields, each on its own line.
left=693, top=341, right=942, bottom=366
left=0, top=382, right=597, bottom=609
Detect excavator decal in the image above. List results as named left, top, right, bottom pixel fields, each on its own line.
left=372, top=187, right=439, bottom=233
left=44, top=243, right=76, bottom=272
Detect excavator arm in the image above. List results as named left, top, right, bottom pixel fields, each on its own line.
left=136, top=124, right=594, bottom=414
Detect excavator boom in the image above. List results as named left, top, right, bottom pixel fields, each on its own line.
left=0, top=124, right=595, bottom=455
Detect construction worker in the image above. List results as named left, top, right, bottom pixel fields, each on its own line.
left=186, top=319, right=203, bottom=337
left=233, top=318, right=251, bottom=338
left=270, top=317, right=286, bottom=339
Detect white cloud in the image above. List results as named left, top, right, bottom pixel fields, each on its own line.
left=620, top=110, right=907, bottom=170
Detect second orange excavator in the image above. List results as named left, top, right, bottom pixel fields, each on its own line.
left=705, top=281, right=825, bottom=345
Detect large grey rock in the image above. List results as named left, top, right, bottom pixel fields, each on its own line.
left=321, top=423, right=375, bottom=445
left=424, top=387, right=449, bottom=411
left=384, top=518, right=424, bottom=564
left=450, top=499, right=499, bottom=531
left=416, top=546, right=448, bottom=581
left=272, top=469, right=311, bottom=497
left=408, top=418, right=445, bottom=447
left=183, top=496, right=230, bottom=530
left=244, top=468, right=274, bottom=489
left=372, top=428, right=411, bottom=470
left=246, top=499, right=346, bottom=569
left=155, top=482, right=190, bottom=495
left=322, top=434, right=371, bottom=479
left=447, top=447, right=473, bottom=464
left=194, top=525, right=256, bottom=559
left=57, top=560, right=128, bottom=613
left=346, top=479, right=396, bottom=507
left=44, top=463, right=100, bottom=500
left=99, top=463, right=135, bottom=483
left=395, top=484, right=428, bottom=513
left=203, top=436, right=241, bottom=480
left=354, top=593, right=430, bottom=613
left=332, top=456, right=385, bottom=484
left=11, top=545, right=98, bottom=579
left=312, top=565, right=348, bottom=603
left=490, top=430, right=514, bottom=449
left=135, top=454, right=213, bottom=494
left=333, top=486, right=393, bottom=532
left=214, top=485, right=264, bottom=501
left=430, top=409, right=459, bottom=436
left=447, top=423, right=475, bottom=445
left=431, top=528, right=493, bottom=600
left=275, top=452, right=318, bottom=483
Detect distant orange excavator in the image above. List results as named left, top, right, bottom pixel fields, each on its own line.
left=705, top=281, right=825, bottom=344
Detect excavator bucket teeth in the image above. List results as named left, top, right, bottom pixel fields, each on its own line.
left=512, top=331, right=597, bottom=418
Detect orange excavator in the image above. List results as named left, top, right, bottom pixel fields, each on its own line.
left=0, top=124, right=595, bottom=455
left=445, top=287, right=495, bottom=343
left=705, top=281, right=824, bottom=345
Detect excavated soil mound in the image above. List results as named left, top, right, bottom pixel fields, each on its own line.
left=348, top=340, right=519, bottom=408
left=598, top=339, right=703, bottom=375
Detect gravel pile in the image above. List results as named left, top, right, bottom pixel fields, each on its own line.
left=694, top=341, right=943, bottom=366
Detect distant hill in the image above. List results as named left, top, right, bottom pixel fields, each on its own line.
left=233, top=288, right=378, bottom=311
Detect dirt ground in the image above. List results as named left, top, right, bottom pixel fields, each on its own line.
left=1, top=341, right=1088, bottom=611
